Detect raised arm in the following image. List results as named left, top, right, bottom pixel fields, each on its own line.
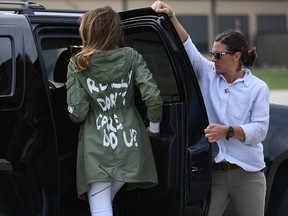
left=151, top=1, right=189, bottom=42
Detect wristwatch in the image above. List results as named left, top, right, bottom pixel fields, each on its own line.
left=226, top=126, right=234, bottom=140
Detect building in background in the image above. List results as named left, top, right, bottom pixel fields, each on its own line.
left=17, top=0, right=288, bottom=66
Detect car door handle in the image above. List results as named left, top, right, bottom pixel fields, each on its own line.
left=191, top=166, right=199, bottom=173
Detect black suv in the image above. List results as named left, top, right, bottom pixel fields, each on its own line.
left=1, top=2, right=288, bottom=216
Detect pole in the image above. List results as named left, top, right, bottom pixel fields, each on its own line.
left=210, top=0, right=217, bottom=49
left=122, top=0, right=127, bottom=10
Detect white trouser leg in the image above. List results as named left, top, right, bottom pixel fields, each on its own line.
left=88, top=169, right=125, bottom=216
left=88, top=182, right=113, bottom=216
left=111, top=169, right=125, bottom=199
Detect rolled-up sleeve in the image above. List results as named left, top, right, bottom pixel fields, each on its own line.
left=240, top=85, right=270, bottom=144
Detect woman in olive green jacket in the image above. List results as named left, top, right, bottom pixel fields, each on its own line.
left=66, top=6, right=163, bottom=216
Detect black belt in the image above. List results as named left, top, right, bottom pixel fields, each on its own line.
left=212, top=162, right=241, bottom=171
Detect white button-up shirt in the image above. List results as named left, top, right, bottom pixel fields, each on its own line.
left=184, top=37, right=270, bottom=172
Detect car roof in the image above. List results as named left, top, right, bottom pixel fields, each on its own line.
left=0, top=1, right=86, bottom=19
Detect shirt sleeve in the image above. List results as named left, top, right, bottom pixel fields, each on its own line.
left=132, top=50, right=163, bottom=124
left=240, top=83, right=270, bottom=144
left=66, top=60, right=90, bottom=123
left=183, top=36, right=214, bottom=80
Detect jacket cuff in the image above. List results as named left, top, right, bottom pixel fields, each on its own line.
left=149, top=122, right=160, bottom=133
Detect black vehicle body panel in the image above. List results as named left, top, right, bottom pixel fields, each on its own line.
left=1, top=3, right=288, bottom=216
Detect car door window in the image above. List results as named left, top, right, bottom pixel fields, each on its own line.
left=0, top=37, right=13, bottom=96
left=0, top=26, right=25, bottom=111
left=124, top=27, right=180, bottom=103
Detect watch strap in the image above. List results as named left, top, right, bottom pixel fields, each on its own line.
left=226, top=126, right=234, bottom=140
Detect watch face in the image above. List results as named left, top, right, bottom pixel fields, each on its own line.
left=226, top=126, right=234, bottom=139
left=228, top=131, right=234, bottom=137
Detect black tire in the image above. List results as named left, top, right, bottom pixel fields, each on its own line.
left=266, top=175, right=288, bottom=216
left=278, top=189, right=288, bottom=216
left=0, top=171, right=41, bottom=216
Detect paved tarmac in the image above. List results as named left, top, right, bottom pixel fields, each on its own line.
left=270, top=89, right=288, bottom=106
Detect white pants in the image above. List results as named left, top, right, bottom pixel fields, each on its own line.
left=88, top=170, right=124, bottom=216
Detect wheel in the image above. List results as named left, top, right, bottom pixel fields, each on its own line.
left=278, top=189, right=288, bottom=216
left=266, top=175, right=288, bottom=216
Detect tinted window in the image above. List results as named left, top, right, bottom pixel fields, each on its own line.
left=124, top=27, right=180, bottom=103
left=40, top=37, right=81, bottom=87
left=0, top=37, right=13, bottom=96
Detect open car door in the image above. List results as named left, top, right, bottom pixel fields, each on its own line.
left=114, top=7, right=212, bottom=216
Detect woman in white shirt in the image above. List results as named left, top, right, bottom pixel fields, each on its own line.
left=152, top=1, right=269, bottom=216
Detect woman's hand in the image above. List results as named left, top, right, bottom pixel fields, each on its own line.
left=151, top=1, right=189, bottom=42
left=147, top=128, right=160, bottom=137
left=151, top=1, right=173, bottom=17
left=204, top=124, right=227, bottom=143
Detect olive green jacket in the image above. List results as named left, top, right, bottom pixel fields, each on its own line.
left=66, top=47, right=162, bottom=200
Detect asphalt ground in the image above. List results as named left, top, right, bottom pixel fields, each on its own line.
left=270, top=89, right=288, bottom=106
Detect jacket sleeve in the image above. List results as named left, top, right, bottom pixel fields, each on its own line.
left=66, top=60, right=90, bottom=123
left=132, top=50, right=163, bottom=124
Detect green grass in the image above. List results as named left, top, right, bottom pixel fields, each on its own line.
left=251, top=67, right=288, bottom=90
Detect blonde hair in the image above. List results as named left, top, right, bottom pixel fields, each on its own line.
left=74, top=6, right=123, bottom=71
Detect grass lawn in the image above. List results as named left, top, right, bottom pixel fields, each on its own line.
left=252, top=67, right=288, bottom=90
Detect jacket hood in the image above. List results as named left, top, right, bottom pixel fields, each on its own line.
left=86, top=47, right=132, bottom=84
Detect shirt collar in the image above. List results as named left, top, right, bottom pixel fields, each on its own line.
left=241, top=68, right=251, bottom=87
left=219, top=68, right=251, bottom=87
